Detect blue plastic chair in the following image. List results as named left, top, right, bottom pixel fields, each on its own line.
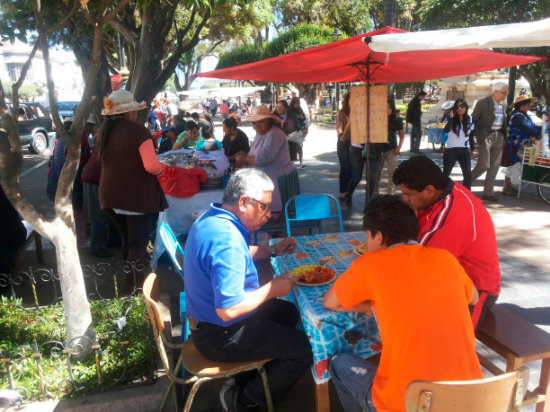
left=159, top=221, right=185, bottom=282
left=284, top=193, right=344, bottom=237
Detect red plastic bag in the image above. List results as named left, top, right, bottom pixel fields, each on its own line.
left=158, top=166, right=207, bottom=198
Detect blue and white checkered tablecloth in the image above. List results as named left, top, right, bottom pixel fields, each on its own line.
left=271, top=231, right=380, bottom=384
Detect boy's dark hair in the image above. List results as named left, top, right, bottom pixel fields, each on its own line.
left=186, top=120, right=199, bottom=130
left=191, top=112, right=200, bottom=120
left=363, top=195, right=419, bottom=246
left=392, top=155, right=448, bottom=192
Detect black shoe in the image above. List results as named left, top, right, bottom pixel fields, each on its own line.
left=299, top=164, right=306, bottom=169
left=345, top=195, right=352, bottom=207
left=220, top=378, right=239, bottom=412
left=220, top=378, right=258, bottom=412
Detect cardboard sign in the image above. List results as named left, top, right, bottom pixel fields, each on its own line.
left=350, top=85, right=388, bottom=144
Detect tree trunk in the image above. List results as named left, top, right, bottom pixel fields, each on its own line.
left=384, top=0, right=397, bottom=27
left=0, top=1, right=126, bottom=360
left=52, top=218, right=94, bottom=348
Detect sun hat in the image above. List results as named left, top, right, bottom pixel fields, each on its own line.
left=441, top=100, right=454, bottom=110
left=245, top=104, right=283, bottom=126
left=510, top=94, right=537, bottom=108
left=101, top=90, right=147, bottom=115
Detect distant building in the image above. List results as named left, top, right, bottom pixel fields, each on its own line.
left=0, top=39, right=84, bottom=101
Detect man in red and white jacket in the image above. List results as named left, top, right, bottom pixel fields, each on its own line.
left=392, top=155, right=500, bottom=329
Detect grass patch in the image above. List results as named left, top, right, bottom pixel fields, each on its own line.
left=0, top=295, right=154, bottom=401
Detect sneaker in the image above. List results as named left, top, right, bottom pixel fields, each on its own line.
left=220, top=378, right=239, bottom=412
left=299, top=164, right=306, bottom=169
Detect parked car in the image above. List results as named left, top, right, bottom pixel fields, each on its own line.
left=57, top=101, right=79, bottom=120
left=3, top=102, right=55, bottom=154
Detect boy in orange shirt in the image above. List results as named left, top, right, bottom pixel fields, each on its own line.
left=324, top=195, right=482, bottom=412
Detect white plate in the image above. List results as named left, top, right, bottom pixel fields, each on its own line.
left=295, top=267, right=336, bottom=287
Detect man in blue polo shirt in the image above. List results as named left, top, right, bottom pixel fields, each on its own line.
left=184, top=168, right=313, bottom=412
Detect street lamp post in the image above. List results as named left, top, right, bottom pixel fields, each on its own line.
left=332, top=28, right=343, bottom=117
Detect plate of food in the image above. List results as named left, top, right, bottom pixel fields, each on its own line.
left=289, top=265, right=337, bottom=286
left=354, top=242, right=368, bottom=256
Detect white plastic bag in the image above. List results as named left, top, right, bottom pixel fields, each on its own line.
left=287, top=130, right=305, bottom=144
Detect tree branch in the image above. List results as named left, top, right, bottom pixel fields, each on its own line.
left=109, top=18, right=139, bottom=50
left=101, top=0, right=131, bottom=24
left=11, top=41, right=40, bottom=118
left=49, top=0, right=81, bottom=34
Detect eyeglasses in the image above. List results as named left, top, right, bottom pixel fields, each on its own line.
left=249, top=197, right=271, bottom=213
left=457, top=104, right=466, bottom=109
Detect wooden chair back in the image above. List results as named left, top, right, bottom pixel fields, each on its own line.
left=405, top=366, right=528, bottom=412
left=143, top=272, right=165, bottom=333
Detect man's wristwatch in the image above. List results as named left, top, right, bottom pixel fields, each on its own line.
left=270, top=245, right=277, bottom=257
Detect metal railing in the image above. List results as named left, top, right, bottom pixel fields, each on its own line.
left=0, top=260, right=156, bottom=403
left=0, top=260, right=148, bottom=307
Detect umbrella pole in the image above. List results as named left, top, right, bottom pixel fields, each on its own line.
left=364, top=61, right=372, bottom=208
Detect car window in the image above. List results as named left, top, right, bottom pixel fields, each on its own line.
left=29, top=104, right=46, bottom=118
left=18, top=105, right=35, bottom=120
left=57, top=102, right=79, bottom=111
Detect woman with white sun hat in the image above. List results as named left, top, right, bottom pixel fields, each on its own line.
left=97, top=90, right=168, bottom=271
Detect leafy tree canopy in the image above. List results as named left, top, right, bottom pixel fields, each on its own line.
left=419, top=0, right=550, bottom=29
left=272, top=0, right=373, bottom=35
left=216, top=43, right=264, bottom=69
left=263, top=23, right=338, bottom=59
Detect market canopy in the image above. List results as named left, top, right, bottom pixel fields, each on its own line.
left=196, top=25, right=545, bottom=84
left=366, top=18, right=550, bottom=54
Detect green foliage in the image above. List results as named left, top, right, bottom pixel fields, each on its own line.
left=2, top=82, right=45, bottom=101
left=273, top=0, right=373, bottom=36
left=216, top=43, right=264, bottom=69
left=419, top=0, right=550, bottom=29
left=262, top=23, right=336, bottom=59
left=0, top=296, right=152, bottom=401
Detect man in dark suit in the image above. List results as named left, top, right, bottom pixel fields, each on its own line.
left=406, top=91, right=427, bottom=153
left=471, top=81, right=509, bottom=202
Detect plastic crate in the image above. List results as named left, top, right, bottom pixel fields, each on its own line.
left=427, top=127, right=445, bottom=144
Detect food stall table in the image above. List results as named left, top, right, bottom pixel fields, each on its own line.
left=152, top=191, right=224, bottom=268
left=271, top=231, right=380, bottom=412
left=152, top=149, right=230, bottom=267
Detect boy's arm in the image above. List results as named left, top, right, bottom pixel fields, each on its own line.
left=323, top=288, right=371, bottom=313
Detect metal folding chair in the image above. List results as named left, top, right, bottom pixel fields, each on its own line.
left=143, top=273, right=274, bottom=412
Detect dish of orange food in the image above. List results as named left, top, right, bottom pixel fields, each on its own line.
left=289, top=265, right=337, bottom=286
left=354, top=242, right=368, bottom=255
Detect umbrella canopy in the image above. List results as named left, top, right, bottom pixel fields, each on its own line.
left=196, top=26, right=544, bottom=84
left=367, top=18, right=550, bottom=54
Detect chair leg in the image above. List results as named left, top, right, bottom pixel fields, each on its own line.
left=258, top=366, right=274, bottom=412
left=183, top=377, right=210, bottom=412
left=159, top=381, right=175, bottom=412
